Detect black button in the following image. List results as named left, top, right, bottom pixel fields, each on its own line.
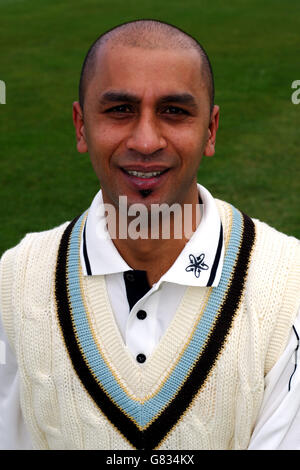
left=136, top=353, right=146, bottom=363
left=125, top=272, right=135, bottom=282
left=137, top=310, right=147, bottom=320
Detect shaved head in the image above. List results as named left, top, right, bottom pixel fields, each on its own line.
left=78, top=20, right=214, bottom=114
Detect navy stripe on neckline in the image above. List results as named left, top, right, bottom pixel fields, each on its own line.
left=83, top=220, right=92, bottom=275
left=207, top=223, right=223, bottom=287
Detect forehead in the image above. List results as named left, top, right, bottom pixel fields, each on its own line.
left=88, top=43, right=205, bottom=100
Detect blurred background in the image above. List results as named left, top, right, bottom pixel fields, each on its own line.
left=0, top=0, right=299, bottom=254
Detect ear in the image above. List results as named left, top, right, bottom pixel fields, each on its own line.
left=204, top=105, right=220, bottom=157
left=72, top=101, right=88, bottom=153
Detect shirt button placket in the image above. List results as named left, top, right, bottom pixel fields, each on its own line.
left=135, top=310, right=147, bottom=362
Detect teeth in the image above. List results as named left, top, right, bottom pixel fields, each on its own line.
left=126, top=170, right=163, bottom=178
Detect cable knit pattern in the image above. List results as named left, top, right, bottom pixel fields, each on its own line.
left=0, top=200, right=299, bottom=450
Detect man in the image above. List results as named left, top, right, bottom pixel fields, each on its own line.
left=0, top=20, right=299, bottom=450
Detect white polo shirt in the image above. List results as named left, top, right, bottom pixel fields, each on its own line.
left=0, top=184, right=299, bottom=449
left=80, top=184, right=224, bottom=363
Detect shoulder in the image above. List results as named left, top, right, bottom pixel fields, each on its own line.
left=0, top=219, right=72, bottom=346
left=215, top=197, right=299, bottom=248
left=0, top=219, right=78, bottom=315
left=215, top=198, right=300, bottom=371
left=0, top=219, right=71, bottom=269
left=0, top=219, right=72, bottom=297
left=215, top=197, right=299, bottom=280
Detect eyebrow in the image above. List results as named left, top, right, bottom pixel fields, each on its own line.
left=158, top=93, right=198, bottom=110
left=99, top=90, right=198, bottom=110
left=99, top=91, right=140, bottom=105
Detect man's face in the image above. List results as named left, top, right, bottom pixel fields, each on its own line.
left=73, top=43, right=219, bottom=209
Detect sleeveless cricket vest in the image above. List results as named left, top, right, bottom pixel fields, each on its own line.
left=0, top=200, right=299, bottom=450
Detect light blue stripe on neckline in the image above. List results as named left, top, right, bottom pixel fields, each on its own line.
left=67, top=205, right=243, bottom=428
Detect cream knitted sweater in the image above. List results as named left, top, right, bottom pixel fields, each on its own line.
left=0, top=200, right=299, bottom=450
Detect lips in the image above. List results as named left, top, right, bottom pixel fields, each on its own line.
left=125, top=170, right=164, bottom=179
left=120, top=165, right=170, bottom=191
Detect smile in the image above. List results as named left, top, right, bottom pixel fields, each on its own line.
left=120, top=167, right=170, bottom=191
left=125, top=170, right=165, bottom=179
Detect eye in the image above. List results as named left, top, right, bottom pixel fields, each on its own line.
left=161, top=106, right=189, bottom=117
left=105, top=104, right=134, bottom=114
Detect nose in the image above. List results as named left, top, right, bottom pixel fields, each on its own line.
left=126, top=112, right=167, bottom=155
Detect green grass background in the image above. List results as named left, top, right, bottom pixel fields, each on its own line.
left=0, top=0, right=299, bottom=254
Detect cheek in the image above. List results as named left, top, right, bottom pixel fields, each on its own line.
left=170, top=123, right=208, bottom=154
left=85, top=115, right=124, bottom=150
left=174, top=136, right=206, bottom=169
left=85, top=128, right=120, bottom=170
left=88, top=128, right=113, bottom=154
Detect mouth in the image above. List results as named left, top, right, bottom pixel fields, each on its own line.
left=123, top=169, right=168, bottom=179
left=120, top=166, right=170, bottom=191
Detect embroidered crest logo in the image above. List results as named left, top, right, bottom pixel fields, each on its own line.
left=185, top=253, right=209, bottom=278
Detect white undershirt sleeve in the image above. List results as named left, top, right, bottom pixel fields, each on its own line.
left=248, top=306, right=300, bottom=450
left=0, top=312, right=33, bottom=450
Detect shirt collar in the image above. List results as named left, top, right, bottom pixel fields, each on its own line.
left=80, top=184, right=224, bottom=287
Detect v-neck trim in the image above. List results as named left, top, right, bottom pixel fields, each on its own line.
left=84, top=274, right=212, bottom=397
left=55, top=202, right=256, bottom=449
